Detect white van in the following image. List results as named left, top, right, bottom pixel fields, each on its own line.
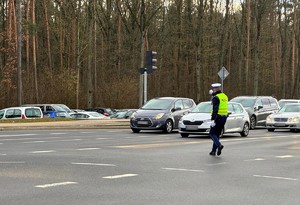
left=0, top=107, right=43, bottom=119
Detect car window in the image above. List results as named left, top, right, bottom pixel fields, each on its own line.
left=280, top=105, right=300, bottom=112
left=255, top=99, right=263, bottom=107
left=25, top=108, right=42, bottom=118
left=191, top=102, right=211, bottom=113
left=183, top=99, right=193, bottom=109
left=228, top=104, right=234, bottom=113
left=5, top=109, right=21, bottom=118
left=142, top=99, right=173, bottom=110
left=233, top=104, right=243, bottom=113
left=46, top=106, right=56, bottom=111
left=231, top=98, right=256, bottom=107
left=269, top=98, right=278, bottom=107
left=262, top=98, right=271, bottom=108
left=0, top=110, right=4, bottom=119
left=174, top=100, right=184, bottom=109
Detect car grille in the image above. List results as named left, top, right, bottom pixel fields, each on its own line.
left=274, top=118, right=288, bottom=122
left=135, top=118, right=152, bottom=127
left=183, top=120, right=203, bottom=125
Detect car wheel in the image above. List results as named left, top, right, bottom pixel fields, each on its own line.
left=250, top=116, right=256, bottom=130
left=131, top=128, right=140, bottom=133
left=164, top=119, right=173, bottom=133
left=240, top=122, right=250, bottom=137
left=180, top=133, right=189, bottom=138
left=267, top=128, right=275, bottom=132
left=291, top=129, right=299, bottom=133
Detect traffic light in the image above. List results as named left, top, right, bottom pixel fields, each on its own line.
left=146, top=50, right=157, bottom=73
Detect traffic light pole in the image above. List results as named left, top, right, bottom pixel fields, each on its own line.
left=143, top=69, right=147, bottom=104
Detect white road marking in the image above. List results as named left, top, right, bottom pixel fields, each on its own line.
left=103, top=174, right=138, bottom=179
left=244, top=158, right=265, bottom=162
left=30, top=150, right=56, bottom=154
left=0, top=161, right=25, bottom=164
left=80, top=132, right=95, bottom=134
left=71, top=162, right=116, bottom=166
left=35, top=181, right=78, bottom=188
left=276, top=155, right=294, bottom=158
left=22, top=141, right=46, bottom=144
left=77, top=148, right=100, bottom=151
left=96, top=138, right=109, bottom=140
left=0, top=134, right=37, bottom=138
left=0, top=153, right=7, bottom=155
left=50, top=133, right=67, bottom=135
left=205, top=162, right=228, bottom=166
left=253, top=175, right=298, bottom=181
left=57, top=139, right=82, bottom=142
left=162, top=168, right=204, bottom=172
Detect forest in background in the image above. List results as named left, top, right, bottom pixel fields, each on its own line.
left=0, top=0, right=299, bottom=109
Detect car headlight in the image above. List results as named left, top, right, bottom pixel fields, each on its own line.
left=154, top=113, right=164, bottom=119
left=130, top=112, right=136, bottom=119
left=288, top=117, right=299, bottom=123
left=266, top=117, right=274, bottom=123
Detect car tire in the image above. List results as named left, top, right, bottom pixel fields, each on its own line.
left=250, top=115, right=256, bottom=130
left=240, top=122, right=250, bottom=137
left=163, top=119, right=173, bottom=133
left=131, top=128, right=140, bottom=133
left=267, top=128, right=275, bottom=132
left=180, top=133, right=189, bottom=138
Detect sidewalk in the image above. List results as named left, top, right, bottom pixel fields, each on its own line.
left=0, top=119, right=130, bottom=130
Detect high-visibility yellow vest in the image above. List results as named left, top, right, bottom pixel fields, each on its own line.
left=215, top=93, right=228, bottom=115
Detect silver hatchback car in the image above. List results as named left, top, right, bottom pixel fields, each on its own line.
left=178, top=101, right=250, bottom=137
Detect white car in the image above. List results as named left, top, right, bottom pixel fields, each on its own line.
left=0, top=107, right=43, bottom=119
left=266, top=103, right=300, bottom=132
left=70, top=111, right=110, bottom=119
left=278, top=99, right=300, bottom=109
left=178, top=101, right=250, bottom=137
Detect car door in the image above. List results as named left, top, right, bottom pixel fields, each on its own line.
left=225, top=104, right=236, bottom=132
left=172, top=100, right=185, bottom=128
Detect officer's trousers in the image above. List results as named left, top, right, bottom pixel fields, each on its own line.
left=209, top=116, right=227, bottom=152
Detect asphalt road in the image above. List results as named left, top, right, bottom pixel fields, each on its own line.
left=0, top=128, right=299, bottom=205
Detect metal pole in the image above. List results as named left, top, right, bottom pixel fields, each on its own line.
left=222, top=68, right=224, bottom=92
left=17, top=0, right=23, bottom=106
left=143, top=70, right=147, bottom=104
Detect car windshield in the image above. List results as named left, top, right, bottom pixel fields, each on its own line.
left=279, top=104, right=300, bottom=113
left=142, top=99, right=173, bottom=110
left=56, top=104, right=72, bottom=113
left=279, top=101, right=298, bottom=108
left=191, top=102, right=212, bottom=113
left=230, top=98, right=255, bottom=107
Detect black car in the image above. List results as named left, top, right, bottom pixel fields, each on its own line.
left=84, top=107, right=116, bottom=116
left=130, top=97, right=196, bottom=133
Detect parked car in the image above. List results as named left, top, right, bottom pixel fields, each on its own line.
left=178, top=101, right=250, bottom=137
left=22, top=103, right=74, bottom=117
left=70, top=111, right=109, bottom=119
left=130, top=97, right=196, bottom=133
left=0, top=106, right=43, bottom=119
left=44, top=110, right=71, bottom=118
left=110, top=109, right=137, bottom=119
left=84, top=107, right=116, bottom=116
left=230, top=96, right=280, bottom=129
left=266, top=103, right=300, bottom=132
left=278, top=99, right=300, bottom=108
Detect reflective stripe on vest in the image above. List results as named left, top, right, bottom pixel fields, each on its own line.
left=216, top=93, right=228, bottom=115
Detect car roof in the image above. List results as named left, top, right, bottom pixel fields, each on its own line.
left=1, top=106, right=42, bottom=110
left=231, top=96, right=274, bottom=99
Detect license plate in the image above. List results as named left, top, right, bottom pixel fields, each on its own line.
left=186, top=125, right=198, bottom=130
left=137, top=121, right=148, bottom=125
left=274, top=123, right=286, bottom=127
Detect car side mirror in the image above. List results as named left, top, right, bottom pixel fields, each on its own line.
left=258, top=105, right=263, bottom=110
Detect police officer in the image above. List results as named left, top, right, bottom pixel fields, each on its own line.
left=209, top=83, right=228, bottom=156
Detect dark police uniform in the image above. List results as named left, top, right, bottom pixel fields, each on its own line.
left=209, top=88, right=228, bottom=156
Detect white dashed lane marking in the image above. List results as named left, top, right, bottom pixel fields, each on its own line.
left=77, top=148, right=100, bottom=151
left=29, top=150, right=56, bottom=154
left=35, top=181, right=78, bottom=188
left=103, top=174, right=138, bottom=179
left=253, top=175, right=298, bottom=181
left=162, top=168, right=204, bottom=172
left=72, top=162, right=116, bottom=166
left=276, top=155, right=294, bottom=158
left=244, top=158, right=265, bottom=161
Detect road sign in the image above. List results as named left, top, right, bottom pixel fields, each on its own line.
left=218, top=66, right=229, bottom=80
